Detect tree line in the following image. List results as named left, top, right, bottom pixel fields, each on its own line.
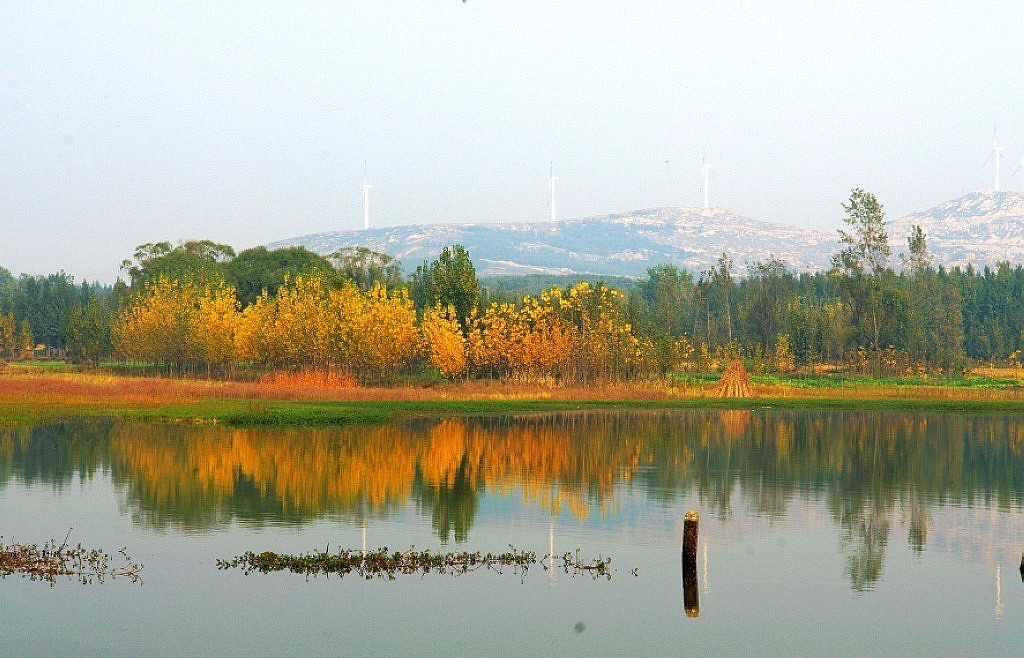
left=3, top=189, right=1024, bottom=378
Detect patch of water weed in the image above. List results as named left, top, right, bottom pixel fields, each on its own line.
left=217, top=545, right=631, bottom=581
left=0, top=530, right=143, bottom=586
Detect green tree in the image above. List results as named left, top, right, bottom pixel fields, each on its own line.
left=742, top=257, right=795, bottom=352
left=925, top=272, right=965, bottom=371
left=225, top=246, right=334, bottom=307
left=694, top=253, right=736, bottom=352
left=629, top=264, right=695, bottom=375
left=66, top=295, right=114, bottom=365
left=0, top=312, right=15, bottom=358
left=410, top=245, right=479, bottom=333
left=901, top=224, right=930, bottom=276
left=121, top=240, right=235, bottom=289
left=633, top=264, right=693, bottom=337
left=835, top=188, right=890, bottom=277
left=900, top=225, right=931, bottom=364
left=6, top=272, right=80, bottom=350
left=831, top=188, right=895, bottom=354
left=330, top=246, right=404, bottom=292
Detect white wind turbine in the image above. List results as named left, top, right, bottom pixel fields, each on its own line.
left=360, top=161, right=373, bottom=230
left=362, top=181, right=372, bottom=230
left=992, top=140, right=1003, bottom=192
left=700, top=157, right=711, bottom=209
left=549, top=163, right=558, bottom=223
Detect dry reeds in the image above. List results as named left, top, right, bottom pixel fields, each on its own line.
left=259, top=369, right=357, bottom=390
left=5, top=366, right=1024, bottom=416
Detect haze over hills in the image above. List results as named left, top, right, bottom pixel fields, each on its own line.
left=270, top=192, right=1024, bottom=278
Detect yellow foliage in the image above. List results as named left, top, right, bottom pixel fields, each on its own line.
left=421, top=305, right=468, bottom=377
left=113, top=274, right=657, bottom=383
left=114, top=278, right=238, bottom=368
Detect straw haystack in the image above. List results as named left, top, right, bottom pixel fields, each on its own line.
left=712, top=360, right=752, bottom=398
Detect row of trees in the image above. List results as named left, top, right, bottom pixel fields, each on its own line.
left=109, top=271, right=667, bottom=382
left=5, top=188, right=1024, bottom=377
left=627, top=188, right=970, bottom=373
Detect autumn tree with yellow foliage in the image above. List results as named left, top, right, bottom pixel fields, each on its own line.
left=421, top=304, right=468, bottom=378
left=113, top=277, right=239, bottom=374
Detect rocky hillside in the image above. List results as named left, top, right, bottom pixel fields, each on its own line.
left=270, top=192, right=1024, bottom=277
left=887, top=191, right=1024, bottom=267
left=269, top=207, right=838, bottom=278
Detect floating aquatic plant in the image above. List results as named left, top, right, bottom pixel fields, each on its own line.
left=0, top=530, right=143, bottom=586
left=217, top=545, right=629, bottom=581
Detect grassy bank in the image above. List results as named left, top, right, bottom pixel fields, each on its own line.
left=2, top=365, right=1024, bottom=427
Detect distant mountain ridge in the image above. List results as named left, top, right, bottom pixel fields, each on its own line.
left=269, top=207, right=838, bottom=278
left=269, top=192, right=1024, bottom=277
left=887, top=191, right=1024, bottom=267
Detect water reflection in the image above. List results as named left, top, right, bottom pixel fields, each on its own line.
left=3, top=411, right=1024, bottom=591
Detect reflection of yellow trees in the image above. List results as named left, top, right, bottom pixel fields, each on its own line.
left=9, top=412, right=1024, bottom=554
left=102, top=414, right=677, bottom=525
left=109, top=424, right=417, bottom=516
left=421, top=416, right=651, bottom=519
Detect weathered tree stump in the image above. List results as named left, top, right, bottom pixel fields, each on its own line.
left=712, top=360, right=752, bottom=398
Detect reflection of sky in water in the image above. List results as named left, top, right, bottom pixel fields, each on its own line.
left=3, top=412, right=1024, bottom=654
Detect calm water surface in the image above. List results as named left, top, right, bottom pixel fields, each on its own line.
left=3, top=410, right=1024, bottom=655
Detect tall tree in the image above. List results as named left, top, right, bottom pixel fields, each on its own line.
left=831, top=188, right=895, bottom=354
left=835, top=188, right=890, bottom=276
left=633, top=264, right=693, bottom=338
left=330, top=246, right=404, bottom=292
left=709, top=253, right=735, bottom=348
left=6, top=272, right=80, bottom=350
left=901, top=224, right=930, bottom=276
left=225, top=246, right=334, bottom=307
left=742, top=257, right=795, bottom=352
left=900, top=225, right=932, bottom=363
left=121, top=240, right=235, bottom=289
left=410, top=245, right=479, bottom=333
left=66, top=294, right=114, bottom=365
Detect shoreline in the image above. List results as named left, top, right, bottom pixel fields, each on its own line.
left=3, top=367, right=1024, bottom=426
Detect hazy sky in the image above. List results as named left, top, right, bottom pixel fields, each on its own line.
left=3, top=2, right=1024, bottom=283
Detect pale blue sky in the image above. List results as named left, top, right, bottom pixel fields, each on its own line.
left=3, top=1, right=1023, bottom=283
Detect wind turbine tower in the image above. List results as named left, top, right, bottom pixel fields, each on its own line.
left=549, top=164, right=558, bottom=223
left=700, top=158, right=711, bottom=209
left=362, top=180, right=373, bottom=230
left=993, top=141, right=1003, bottom=192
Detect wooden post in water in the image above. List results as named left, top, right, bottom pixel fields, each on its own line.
left=682, top=510, right=699, bottom=617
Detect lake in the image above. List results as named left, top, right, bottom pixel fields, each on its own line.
left=2, top=410, right=1024, bottom=655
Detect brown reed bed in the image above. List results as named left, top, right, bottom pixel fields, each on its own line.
left=2, top=365, right=1024, bottom=427
left=0, top=368, right=711, bottom=405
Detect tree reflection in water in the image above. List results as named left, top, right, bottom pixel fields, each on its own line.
left=3, top=411, right=1024, bottom=590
